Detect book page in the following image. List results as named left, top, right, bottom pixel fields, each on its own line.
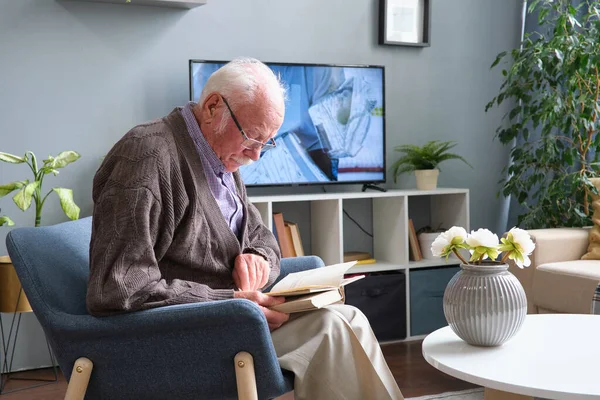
left=268, top=261, right=357, bottom=294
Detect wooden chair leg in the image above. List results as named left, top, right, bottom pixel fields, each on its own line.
left=64, top=357, right=93, bottom=400
left=235, top=351, right=258, bottom=400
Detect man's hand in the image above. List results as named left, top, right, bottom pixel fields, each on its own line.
left=233, top=253, right=270, bottom=291
left=234, top=291, right=289, bottom=331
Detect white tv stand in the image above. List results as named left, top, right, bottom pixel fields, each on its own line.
left=249, top=188, right=470, bottom=341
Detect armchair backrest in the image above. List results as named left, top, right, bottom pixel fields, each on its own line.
left=6, top=217, right=93, bottom=319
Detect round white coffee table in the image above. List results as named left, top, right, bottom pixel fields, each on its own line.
left=422, top=314, right=600, bottom=400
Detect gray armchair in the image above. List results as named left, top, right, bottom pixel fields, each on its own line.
left=6, top=217, right=324, bottom=400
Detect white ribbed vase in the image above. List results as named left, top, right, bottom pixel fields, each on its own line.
left=443, top=263, right=527, bottom=347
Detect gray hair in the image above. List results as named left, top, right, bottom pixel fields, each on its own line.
left=199, top=57, right=286, bottom=114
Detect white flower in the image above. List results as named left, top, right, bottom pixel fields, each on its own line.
left=431, top=226, right=468, bottom=257
left=466, top=228, right=499, bottom=249
left=431, top=235, right=449, bottom=257
left=466, top=228, right=500, bottom=261
left=502, top=227, right=535, bottom=268
left=509, top=227, right=535, bottom=255
left=444, top=226, right=469, bottom=244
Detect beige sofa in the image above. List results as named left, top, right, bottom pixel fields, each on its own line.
left=508, top=228, right=600, bottom=314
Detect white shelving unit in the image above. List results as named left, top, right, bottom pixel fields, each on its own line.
left=66, top=0, right=207, bottom=9
left=249, top=188, right=470, bottom=341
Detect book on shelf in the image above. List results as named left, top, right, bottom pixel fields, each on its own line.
left=355, top=258, right=376, bottom=265
left=283, top=224, right=297, bottom=257
left=265, top=261, right=364, bottom=313
left=343, top=251, right=372, bottom=262
left=273, top=212, right=295, bottom=258
left=408, top=219, right=423, bottom=261
left=285, top=221, right=304, bottom=257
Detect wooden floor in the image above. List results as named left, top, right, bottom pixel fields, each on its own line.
left=0, top=340, right=478, bottom=399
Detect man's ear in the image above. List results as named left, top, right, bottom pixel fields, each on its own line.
left=201, top=93, right=220, bottom=123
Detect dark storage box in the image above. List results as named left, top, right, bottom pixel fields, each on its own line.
left=344, top=271, right=406, bottom=341
left=409, top=265, right=460, bottom=336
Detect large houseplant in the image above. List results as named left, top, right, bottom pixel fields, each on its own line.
left=0, top=150, right=81, bottom=312
left=486, top=0, right=600, bottom=229
left=390, top=140, right=471, bottom=190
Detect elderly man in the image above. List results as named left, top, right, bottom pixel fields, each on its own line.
left=87, top=57, right=404, bottom=400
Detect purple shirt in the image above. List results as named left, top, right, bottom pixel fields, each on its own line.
left=181, top=102, right=244, bottom=239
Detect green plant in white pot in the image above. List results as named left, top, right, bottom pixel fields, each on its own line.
left=390, top=140, right=472, bottom=190
left=0, top=150, right=81, bottom=313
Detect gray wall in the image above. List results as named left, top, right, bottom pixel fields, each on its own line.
left=0, top=0, right=521, bottom=370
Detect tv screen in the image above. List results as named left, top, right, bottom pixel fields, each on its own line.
left=189, top=60, right=386, bottom=187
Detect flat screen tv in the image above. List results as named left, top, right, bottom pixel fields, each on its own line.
left=189, top=60, right=386, bottom=187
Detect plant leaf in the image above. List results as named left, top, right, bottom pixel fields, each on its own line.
left=490, top=51, right=507, bottom=69
left=52, top=188, right=80, bottom=220
left=0, top=216, right=15, bottom=227
left=0, top=180, right=28, bottom=198
left=12, top=181, right=39, bottom=211
left=0, top=152, right=26, bottom=164
left=45, top=151, right=81, bottom=169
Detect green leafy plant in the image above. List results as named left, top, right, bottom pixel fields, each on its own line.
left=486, top=0, right=600, bottom=229
left=0, top=151, right=81, bottom=227
left=390, top=140, right=472, bottom=183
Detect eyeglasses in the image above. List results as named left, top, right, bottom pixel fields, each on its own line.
left=221, top=96, right=277, bottom=151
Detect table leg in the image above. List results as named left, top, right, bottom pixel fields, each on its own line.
left=484, top=388, right=533, bottom=400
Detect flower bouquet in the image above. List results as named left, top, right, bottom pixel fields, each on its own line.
left=431, top=226, right=535, bottom=268
left=431, top=227, right=533, bottom=346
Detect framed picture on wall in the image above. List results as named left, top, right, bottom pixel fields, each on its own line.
left=379, top=0, right=430, bottom=47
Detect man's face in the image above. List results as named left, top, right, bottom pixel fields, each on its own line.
left=201, top=94, right=283, bottom=173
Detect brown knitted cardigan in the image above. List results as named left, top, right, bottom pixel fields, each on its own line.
left=86, top=108, right=281, bottom=316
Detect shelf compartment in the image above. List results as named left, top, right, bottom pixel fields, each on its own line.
left=311, top=199, right=342, bottom=266
left=373, top=196, right=408, bottom=265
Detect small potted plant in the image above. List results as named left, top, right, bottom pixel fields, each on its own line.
left=390, top=140, right=472, bottom=190
left=0, top=150, right=81, bottom=313
left=431, top=226, right=534, bottom=346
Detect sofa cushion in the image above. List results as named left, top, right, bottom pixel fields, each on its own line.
left=532, top=260, right=600, bottom=314
left=582, top=178, right=600, bottom=260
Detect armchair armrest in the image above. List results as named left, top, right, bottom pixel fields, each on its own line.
left=508, top=227, right=590, bottom=313
left=47, top=299, right=291, bottom=399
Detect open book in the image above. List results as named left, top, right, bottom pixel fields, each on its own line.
left=265, top=261, right=364, bottom=313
